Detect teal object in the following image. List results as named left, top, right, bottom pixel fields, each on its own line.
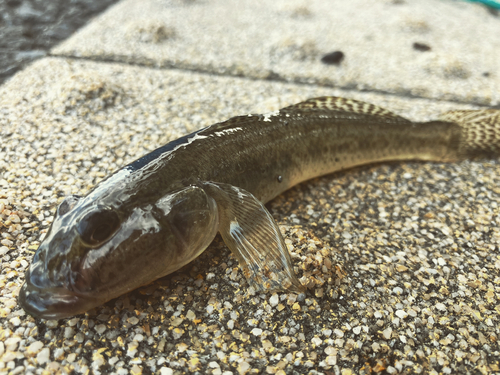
left=463, top=0, right=500, bottom=9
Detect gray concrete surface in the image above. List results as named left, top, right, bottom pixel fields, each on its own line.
left=53, top=0, right=500, bottom=105
left=1, top=1, right=500, bottom=374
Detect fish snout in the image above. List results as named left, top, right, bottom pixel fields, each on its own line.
left=18, top=267, right=98, bottom=320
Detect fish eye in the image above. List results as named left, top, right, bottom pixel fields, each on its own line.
left=77, top=207, right=120, bottom=246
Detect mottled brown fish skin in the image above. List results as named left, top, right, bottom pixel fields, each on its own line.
left=120, top=98, right=462, bottom=205
left=18, top=96, right=498, bottom=319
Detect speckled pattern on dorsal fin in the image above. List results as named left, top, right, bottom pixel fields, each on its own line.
left=439, top=109, right=500, bottom=155
left=282, top=96, right=411, bottom=122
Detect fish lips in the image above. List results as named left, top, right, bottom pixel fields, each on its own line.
left=18, top=269, right=100, bottom=320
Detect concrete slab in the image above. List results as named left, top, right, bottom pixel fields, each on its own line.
left=52, top=0, right=500, bottom=105
left=1, top=57, right=499, bottom=374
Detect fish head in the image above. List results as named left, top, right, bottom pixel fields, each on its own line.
left=19, top=185, right=219, bottom=319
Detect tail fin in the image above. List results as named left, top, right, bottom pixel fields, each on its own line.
left=440, top=109, right=500, bottom=157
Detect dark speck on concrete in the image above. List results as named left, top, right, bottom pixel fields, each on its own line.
left=413, top=42, right=431, bottom=52
left=321, top=51, right=345, bottom=65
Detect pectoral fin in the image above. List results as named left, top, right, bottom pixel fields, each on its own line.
left=202, top=182, right=304, bottom=293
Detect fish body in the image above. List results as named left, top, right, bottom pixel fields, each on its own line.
left=18, top=97, right=500, bottom=319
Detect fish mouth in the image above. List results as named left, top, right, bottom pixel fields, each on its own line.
left=18, top=271, right=100, bottom=320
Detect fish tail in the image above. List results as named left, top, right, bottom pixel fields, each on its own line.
left=440, top=109, right=500, bottom=158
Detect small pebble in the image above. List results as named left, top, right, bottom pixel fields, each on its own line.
left=27, top=341, right=44, bottom=355
left=334, top=329, right=344, bottom=338
left=36, top=348, right=50, bottom=365
left=269, top=293, right=279, bottom=307
left=251, top=328, right=263, bottom=336
left=395, top=310, right=408, bottom=319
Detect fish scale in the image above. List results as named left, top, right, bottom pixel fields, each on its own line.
left=18, top=96, right=500, bottom=319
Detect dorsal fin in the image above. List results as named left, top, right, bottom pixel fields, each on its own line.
left=281, top=96, right=411, bottom=122
left=439, top=109, right=500, bottom=126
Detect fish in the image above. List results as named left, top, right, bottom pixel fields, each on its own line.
left=18, top=96, right=500, bottom=319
